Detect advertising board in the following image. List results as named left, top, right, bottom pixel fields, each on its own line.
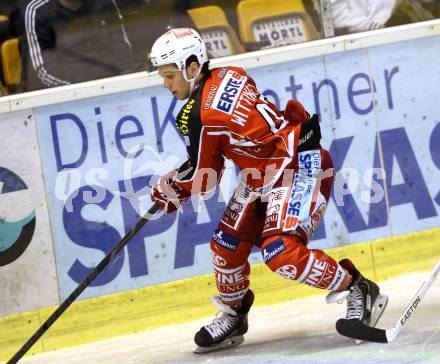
left=34, top=35, right=440, bottom=300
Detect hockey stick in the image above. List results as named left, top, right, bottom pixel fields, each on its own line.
left=336, top=261, right=440, bottom=343
left=7, top=203, right=161, bottom=364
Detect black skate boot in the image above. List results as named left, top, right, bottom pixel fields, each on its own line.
left=193, top=289, right=254, bottom=353
left=326, top=259, right=388, bottom=343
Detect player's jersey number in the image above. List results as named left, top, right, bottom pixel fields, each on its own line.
left=256, top=95, right=288, bottom=134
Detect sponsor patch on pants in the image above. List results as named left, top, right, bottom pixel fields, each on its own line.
left=211, top=252, right=227, bottom=267
left=301, top=258, right=339, bottom=289
left=283, top=150, right=321, bottom=232
left=264, top=187, right=288, bottom=231
left=221, top=182, right=253, bottom=229
left=262, top=238, right=285, bottom=263
left=276, top=264, right=298, bottom=280
left=212, top=229, right=240, bottom=251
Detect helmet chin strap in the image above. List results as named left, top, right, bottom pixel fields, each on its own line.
left=182, top=65, right=201, bottom=96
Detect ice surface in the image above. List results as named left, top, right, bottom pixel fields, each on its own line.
left=8, top=272, right=440, bottom=364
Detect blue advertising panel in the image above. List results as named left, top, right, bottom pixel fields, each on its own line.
left=35, top=35, right=440, bottom=300
left=367, top=36, right=440, bottom=236
left=35, top=88, right=239, bottom=300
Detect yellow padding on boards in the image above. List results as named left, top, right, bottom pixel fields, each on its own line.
left=1, top=227, right=439, bottom=361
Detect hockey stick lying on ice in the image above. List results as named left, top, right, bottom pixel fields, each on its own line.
left=7, top=203, right=161, bottom=364
left=336, top=261, right=440, bottom=343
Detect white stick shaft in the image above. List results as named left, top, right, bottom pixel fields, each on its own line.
left=386, top=261, right=440, bottom=342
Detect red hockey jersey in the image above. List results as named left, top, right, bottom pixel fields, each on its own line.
left=173, top=66, right=310, bottom=195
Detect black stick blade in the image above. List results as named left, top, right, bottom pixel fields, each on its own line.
left=336, top=319, right=389, bottom=343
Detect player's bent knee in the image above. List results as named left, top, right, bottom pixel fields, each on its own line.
left=261, top=235, right=310, bottom=279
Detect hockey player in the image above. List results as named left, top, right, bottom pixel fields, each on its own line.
left=149, top=28, right=388, bottom=353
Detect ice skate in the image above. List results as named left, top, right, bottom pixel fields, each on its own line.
left=193, top=290, right=254, bottom=354
left=327, top=259, right=388, bottom=344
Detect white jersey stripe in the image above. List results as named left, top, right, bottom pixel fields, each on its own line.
left=231, top=148, right=285, bottom=160
left=206, top=130, right=259, bottom=147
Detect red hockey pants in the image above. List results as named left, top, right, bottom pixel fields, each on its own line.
left=210, top=148, right=351, bottom=306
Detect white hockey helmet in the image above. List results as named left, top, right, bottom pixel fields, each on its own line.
left=150, top=28, right=208, bottom=82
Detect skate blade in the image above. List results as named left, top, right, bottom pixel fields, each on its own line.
left=355, top=294, right=389, bottom=345
left=192, top=335, right=244, bottom=354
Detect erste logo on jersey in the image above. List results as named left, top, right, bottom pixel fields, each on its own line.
left=212, top=70, right=247, bottom=115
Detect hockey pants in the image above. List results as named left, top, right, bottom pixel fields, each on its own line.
left=210, top=148, right=352, bottom=306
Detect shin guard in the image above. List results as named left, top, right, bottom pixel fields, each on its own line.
left=261, top=235, right=351, bottom=291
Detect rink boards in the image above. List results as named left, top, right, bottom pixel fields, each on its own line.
left=1, top=21, right=440, bottom=360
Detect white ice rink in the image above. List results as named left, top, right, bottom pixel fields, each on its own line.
left=10, top=272, right=440, bottom=364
